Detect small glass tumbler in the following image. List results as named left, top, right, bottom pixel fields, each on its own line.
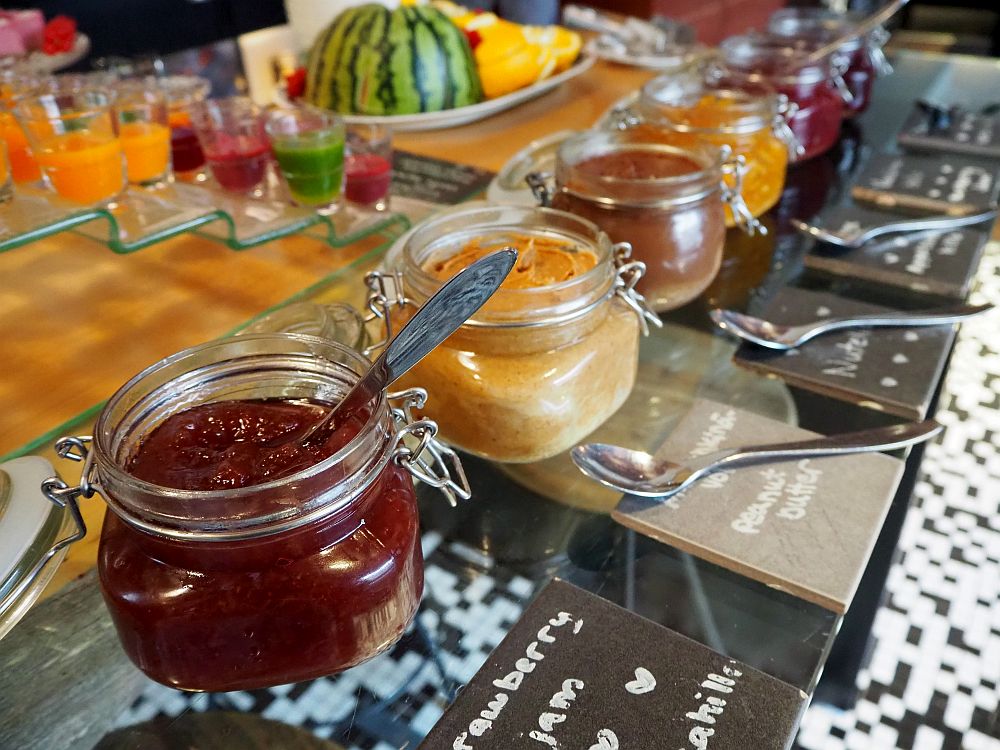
left=0, top=68, right=41, bottom=184
left=189, top=97, right=270, bottom=194
left=113, top=82, right=171, bottom=186
left=345, top=123, right=391, bottom=211
left=156, top=75, right=211, bottom=180
left=265, top=106, right=345, bottom=211
left=0, top=139, right=14, bottom=203
left=14, top=90, right=125, bottom=205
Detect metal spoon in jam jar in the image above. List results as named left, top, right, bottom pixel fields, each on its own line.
left=299, top=248, right=518, bottom=445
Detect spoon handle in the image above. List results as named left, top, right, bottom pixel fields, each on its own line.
left=799, top=302, right=992, bottom=344
left=306, top=248, right=517, bottom=437
left=802, top=0, right=909, bottom=64
left=856, top=208, right=997, bottom=245
left=688, top=420, right=942, bottom=481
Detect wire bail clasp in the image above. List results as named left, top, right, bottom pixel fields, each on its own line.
left=388, top=388, right=470, bottom=507
left=773, top=94, right=804, bottom=160
left=363, top=270, right=415, bottom=358
left=612, top=242, right=661, bottom=336
left=719, top=149, right=765, bottom=236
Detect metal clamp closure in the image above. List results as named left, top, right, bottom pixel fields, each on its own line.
left=389, top=388, right=470, bottom=507
left=610, top=104, right=642, bottom=131
left=525, top=171, right=554, bottom=207
left=612, top=242, right=661, bottom=335
left=34, top=436, right=96, bottom=569
left=867, top=27, right=893, bottom=77
left=830, top=53, right=854, bottom=105
left=719, top=152, right=766, bottom=237
left=773, top=95, right=804, bottom=159
left=363, top=270, right=416, bottom=357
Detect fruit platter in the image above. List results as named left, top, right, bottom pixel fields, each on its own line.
left=0, top=9, right=89, bottom=73
left=297, top=0, right=592, bottom=131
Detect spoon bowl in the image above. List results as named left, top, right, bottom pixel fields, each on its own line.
left=572, top=420, right=943, bottom=499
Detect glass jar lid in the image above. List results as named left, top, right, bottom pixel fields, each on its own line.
left=240, top=301, right=369, bottom=352
left=0, top=457, right=74, bottom=640
left=719, top=32, right=835, bottom=85
left=639, top=71, right=781, bottom=135
left=768, top=8, right=868, bottom=53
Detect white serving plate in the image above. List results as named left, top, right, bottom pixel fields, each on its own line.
left=7, top=33, right=91, bottom=74
left=336, top=52, right=595, bottom=132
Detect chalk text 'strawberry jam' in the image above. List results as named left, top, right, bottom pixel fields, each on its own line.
left=92, top=337, right=424, bottom=692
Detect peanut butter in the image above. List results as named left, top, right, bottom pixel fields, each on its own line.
left=426, top=233, right=598, bottom=290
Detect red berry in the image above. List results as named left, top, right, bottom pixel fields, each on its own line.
left=285, top=67, right=306, bottom=100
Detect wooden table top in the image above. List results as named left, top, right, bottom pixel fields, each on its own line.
left=0, top=59, right=654, bottom=597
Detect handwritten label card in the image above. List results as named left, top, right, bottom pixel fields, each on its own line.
left=803, top=204, right=989, bottom=297
left=734, top=287, right=955, bottom=419
left=898, top=104, right=1000, bottom=159
left=851, top=152, right=1000, bottom=216
left=392, top=150, right=495, bottom=206
left=611, top=399, right=904, bottom=613
left=418, top=579, right=807, bottom=750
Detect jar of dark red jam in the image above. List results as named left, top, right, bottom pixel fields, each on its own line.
left=717, top=33, right=846, bottom=162
left=768, top=8, right=890, bottom=118
left=532, top=129, right=754, bottom=311
left=41, top=335, right=468, bottom=692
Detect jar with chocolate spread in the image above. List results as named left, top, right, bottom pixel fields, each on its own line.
left=531, top=129, right=750, bottom=312
left=768, top=7, right=891, bottom=118
left=717, top=33, right=847, bottom=161
left=41, top=335, right=469, bottom=692
left=623, top=71, right=797, bottom=223
left=371, top=203, right=659, bottom=464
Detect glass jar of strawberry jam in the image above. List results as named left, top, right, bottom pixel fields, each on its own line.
left=717, top=33, right=846, bottom=162
left=768, top=8, right=890, bottom=118
left=532, top=129, right=753, bottom=312
left=622, top=71, right=796, bottom=224
left=41, top=334, right=468, bottom=692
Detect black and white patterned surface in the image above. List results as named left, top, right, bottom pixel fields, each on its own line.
left=796, top=244, right=1000, bottom=750
left=111, top=247, right=1000, bottom=750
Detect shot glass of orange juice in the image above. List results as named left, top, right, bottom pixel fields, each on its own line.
left=14, top=90, right=125, bottom=205
left=0, top=68, right=42, bottom=184
left=0, top=140, right=13, bottom=203
left=113, top=82, right=171, bottom=186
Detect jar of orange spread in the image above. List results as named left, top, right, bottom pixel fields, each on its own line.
left=372, top=204, right=659, bottom=463
left=620, top=72, right=797, bottom=225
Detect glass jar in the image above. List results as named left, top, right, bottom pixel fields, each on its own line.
left=533, top=129, right=745, bottom=312
left=41, top=334, right=469, bottom=692
left=768, top=8, right=890, bottom=118
left=152, top=75, right=212, bottom=178
left=373, top=203, right=659, bottom=464
left=0, top=68, right=40, bottom=184
left=627, top=72, right=794, bottom=223
left=717, top=33, right=846, bottom=162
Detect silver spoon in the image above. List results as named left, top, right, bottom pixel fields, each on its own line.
left=572, top=420, right=942, bottom=498
left=800, top=0, right=910, bottom=65
left=710, top=302, right=992, bottom=351
left=299, top=248, right=517, bottom=445
left=792, top=208, right=996, bottom=249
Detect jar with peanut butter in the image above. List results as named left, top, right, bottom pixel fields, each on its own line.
left=531, top=129, right=751, bottom=313
left=370, top=204, right=659, bottom=464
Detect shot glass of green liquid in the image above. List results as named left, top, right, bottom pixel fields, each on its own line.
left=266, top=106, right=345, bottom=210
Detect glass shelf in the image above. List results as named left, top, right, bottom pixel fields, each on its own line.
left=0, top=171, right=408, bottom=254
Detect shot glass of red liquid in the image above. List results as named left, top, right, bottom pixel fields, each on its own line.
left=156, top=76, right=211, bottom=181
left=345, top=123, right=391, bottom=211
left=189, top=96, right=271, bottom=194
